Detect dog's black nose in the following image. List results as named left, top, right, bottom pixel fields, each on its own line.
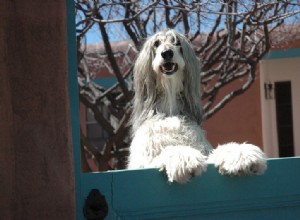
left=161, top=49, right=174, bottom=60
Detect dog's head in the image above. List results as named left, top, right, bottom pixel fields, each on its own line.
left=132, top=29, right=203, bottom=129
left=151, top=31, right=185, bottom=77
left=134, top=29, right=200, bottom=87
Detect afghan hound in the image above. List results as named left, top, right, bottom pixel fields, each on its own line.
left=127, top=29, right=267, bottom=184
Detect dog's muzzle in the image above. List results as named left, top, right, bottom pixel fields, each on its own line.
left=160, top=49, right=178, bottom=75
left=160, top=62, right=178, bottom=75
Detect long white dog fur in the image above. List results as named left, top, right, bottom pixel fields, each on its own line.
left=127, top=29, right=267, bottom=183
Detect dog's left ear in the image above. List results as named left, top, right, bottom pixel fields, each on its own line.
left=177, top=33, right=203, bottom=124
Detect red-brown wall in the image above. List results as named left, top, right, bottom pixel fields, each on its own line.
left=0, top=1, right=75, bottom=219
left=203, top=76, right=263, bottom=148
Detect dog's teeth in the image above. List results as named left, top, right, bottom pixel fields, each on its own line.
left=162, top=63, right=176, bottom=72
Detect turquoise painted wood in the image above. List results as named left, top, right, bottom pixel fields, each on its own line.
left=264, top=48, right=300, bottom=60
left=79, top=158, right=300, bottom=220
left=66, top=1, right=300, bottom=219
left=66, top=0, right=82, bottom=219
left=93, top=77, right=118, bottom=88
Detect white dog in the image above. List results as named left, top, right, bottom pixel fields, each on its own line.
left=127, top=29, right=267, bottom=183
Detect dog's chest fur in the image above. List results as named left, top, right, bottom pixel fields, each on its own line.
left=156, top=74, right=184, bottom=116
left=137, top=115, right=211, bottom=157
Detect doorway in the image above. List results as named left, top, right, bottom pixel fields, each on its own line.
left=274, top=81, right=295, bottom=157
left=260, top=57, right=300, bottom=158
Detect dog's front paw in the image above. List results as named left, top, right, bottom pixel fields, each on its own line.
left=207, top=142, right=267, bottom=176
left=153, top=146, right=207, bottom=184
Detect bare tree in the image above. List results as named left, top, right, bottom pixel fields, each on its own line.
left=75, top=0, right=300, bottom=171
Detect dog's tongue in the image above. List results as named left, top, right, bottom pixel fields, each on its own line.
left=163, top=62, right=175, bottom=72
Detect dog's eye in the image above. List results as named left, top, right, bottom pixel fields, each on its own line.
left=153, top=40, right=160, bottom=48
left=171, top=36, right=181, bottom=46
left=174, top=40, right=181, bottom=46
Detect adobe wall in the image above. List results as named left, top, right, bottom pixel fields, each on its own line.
left=203, top=76, right=263, bottom=149
left=0, top=1, right=75, bottom=219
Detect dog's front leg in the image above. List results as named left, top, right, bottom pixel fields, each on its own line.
left=207, top=142, right=267, bottom=176
left=152, top=145, right=207, bottom=184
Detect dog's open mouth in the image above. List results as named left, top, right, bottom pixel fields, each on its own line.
left=160, top=62, right=178, bottom=75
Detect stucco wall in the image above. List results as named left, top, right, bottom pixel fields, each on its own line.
left=0, top=1, right=75, bottom=219
left=203, top=77, right=263, bottom=149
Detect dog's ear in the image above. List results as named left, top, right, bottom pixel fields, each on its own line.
left=177, top=32, right=203, bottom=124
left=131, top=35, right=157, bottom=131
left=133, top=36, right=157, bottom=101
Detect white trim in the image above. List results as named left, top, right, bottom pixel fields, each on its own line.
left=260, top=57, right=300, bottom=157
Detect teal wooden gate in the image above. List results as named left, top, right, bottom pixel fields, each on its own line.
left=77, top=159, right=300, bottom=220
left=67, top=1, right=300, bottom=219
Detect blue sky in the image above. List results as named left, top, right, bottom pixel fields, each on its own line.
left=80, top=2, right=300, bottom=44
